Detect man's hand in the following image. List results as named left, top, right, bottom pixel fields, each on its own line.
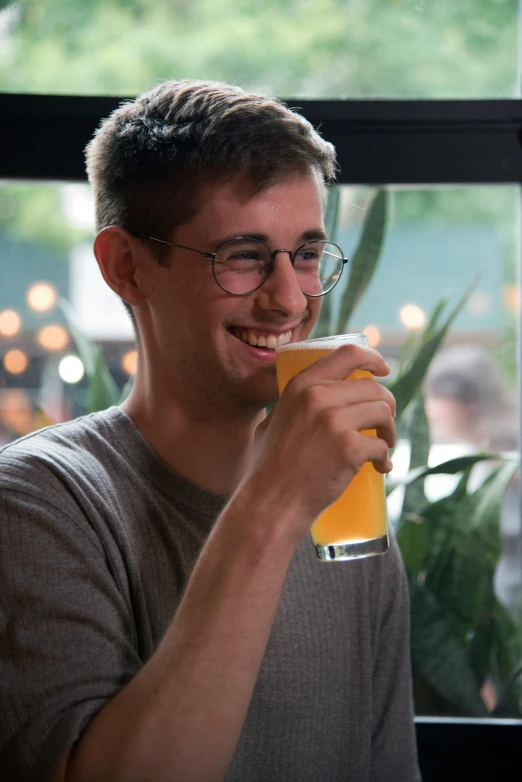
left=244, top=343, right=396, bottom=544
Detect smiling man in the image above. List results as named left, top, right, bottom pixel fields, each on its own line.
left=0, top=80, right=420, bottom=782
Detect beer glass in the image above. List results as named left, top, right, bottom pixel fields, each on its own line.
left=275, top=333, right=389, bottom=562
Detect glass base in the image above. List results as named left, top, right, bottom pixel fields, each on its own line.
left=315, top=534, right=389, bottom=562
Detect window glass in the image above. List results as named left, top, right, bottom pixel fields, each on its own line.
left=0, top=180, right=520, bottom=719
left=0, top=0, right=518, bottom=98
left=331, top=184, right=521, bottom=718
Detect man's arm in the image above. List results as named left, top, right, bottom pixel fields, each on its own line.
left=49, top=491, right=299, bottom=782
left=38, top=343, right=395, bottom=782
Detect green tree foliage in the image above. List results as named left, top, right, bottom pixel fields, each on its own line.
left=0, top=0, right=517, bottom=98
left=0, top=184, right=90, bottom=251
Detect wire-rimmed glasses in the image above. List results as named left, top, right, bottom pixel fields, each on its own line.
left=132, top=233, right=349, bottom=297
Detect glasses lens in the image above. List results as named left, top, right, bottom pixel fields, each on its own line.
left=213, top=239, right=272, bottom=294
left=293, top=241, right=345, bottom=296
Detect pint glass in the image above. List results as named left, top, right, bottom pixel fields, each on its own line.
left=275, top=333, right=389, bottom=562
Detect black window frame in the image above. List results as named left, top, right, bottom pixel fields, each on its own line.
left=1, top=93, right=522, bottom=779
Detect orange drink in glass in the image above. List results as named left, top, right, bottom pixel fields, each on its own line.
left=275, top=333, right=389, bottom=561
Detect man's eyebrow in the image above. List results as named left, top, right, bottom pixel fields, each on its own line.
left=298, top=229, right=328, bottom=242
left=210, top=228, right=328, bottom=248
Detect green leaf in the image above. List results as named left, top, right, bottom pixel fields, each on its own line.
left=467, top=608, right=497, bottom=688
left=119, top=378, right=134, bottom=405
left=58, top=297, right=121, bottom=413
left=491, top=603, right=522, bottom=716
left=88, top=349, right=121, bottom=414
left=409, top=579, right=488, bottom=716
left=397, top=517, right=428, bottom=578
left=422, top=472, right=474, bottom=604
left=314, top=185, right=340, bottom=338
left=389, top=277, right=478, bottom=419
left=424, top=453, right=507, bottom=476
left=419, top=295, right=449, bottom=346
left=324, top=184, right=341, bottom=241
left=397, top=296, right=447, bottom=376
left=420, top=463, right=520, bottom=650
left=386, top=453, right=502, bottom=494
left=57, top=297, right=97, bottom=377
left=468, top=460, right=520, bottom=538
left=397, top=327, right=420, bottom=375
left=337, top=189, right=388, bottom=330
left=491, top=601, right=522, bottom=681
left=401, top=393, right=430, bottom=517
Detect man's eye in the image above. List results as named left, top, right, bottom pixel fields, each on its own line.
left=229, top=252, right=259, bottom=261
left=296, top=250, right=320, bottom=261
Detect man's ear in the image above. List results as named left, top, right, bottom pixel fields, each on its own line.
left=93, top=226, right=146, bottom=307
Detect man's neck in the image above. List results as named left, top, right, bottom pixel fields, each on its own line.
left=121, top=389, right=265, bottom=496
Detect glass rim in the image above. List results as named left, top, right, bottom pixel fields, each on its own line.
left=275, top=332, right=367, bottom=353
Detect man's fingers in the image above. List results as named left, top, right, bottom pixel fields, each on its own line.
left=294, top=377, right=396, bottom=419
left=338, top=402, right=396, bottom=449
left=288, top=343, right=390, bottom=387
left=351, top=432, right=394, bottom=475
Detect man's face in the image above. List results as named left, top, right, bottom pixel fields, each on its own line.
left=136, top=170, right=325, bottom=413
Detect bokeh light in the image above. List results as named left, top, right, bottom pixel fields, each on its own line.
left=27, top=282, right=58, bottom=313
left=3, top=349, right=28, bottom=375
left=0, top=389, right=34, bottom=436
left=467, top=290, right=491, bottom=317
left=122, top=349, right=138, bottom=376
left=503, top=283, right=521, bottom=314
left=399, top=303, right=426, bottom=330
left=37, top=324, right=69, bottom=351
left=0, top=309, right=22, bottom=337
left=363, top=324, right=381, bottom=348
left=58, top=355, right=85, bottom=384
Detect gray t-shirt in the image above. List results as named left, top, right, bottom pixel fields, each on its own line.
left=0, top=407, right=420, bottom=781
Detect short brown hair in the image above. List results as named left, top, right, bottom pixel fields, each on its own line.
left=85, top=79, right=337, bottom=250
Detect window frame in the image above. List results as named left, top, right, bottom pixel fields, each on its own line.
left=1, top=92, right=521, bottom=777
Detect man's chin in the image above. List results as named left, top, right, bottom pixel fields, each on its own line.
left=238, top=379, right=279, bottom=411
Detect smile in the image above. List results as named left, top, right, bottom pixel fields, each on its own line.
left=231, top=328, right=293, bottom=350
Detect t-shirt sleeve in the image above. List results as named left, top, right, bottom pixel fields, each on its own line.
left=370, top=530, right=422, bottom=782
left=0, top=482, right=141, bottom=782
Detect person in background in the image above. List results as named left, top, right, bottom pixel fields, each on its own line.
left=425, top=344, right=520, bottom=613
left=0, top=79, right=420, bottom=782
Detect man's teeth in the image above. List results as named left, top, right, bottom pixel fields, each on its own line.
left=236, top=329, right=292, bottom=349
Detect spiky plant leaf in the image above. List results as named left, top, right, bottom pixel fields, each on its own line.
left=409, top=578, right=488, bottom=716
left=389, top=278, right=477, bottom=419
left=337, top=189, right=388, bottom=330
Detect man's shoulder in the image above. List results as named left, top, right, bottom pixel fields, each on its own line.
left=0, top=407, right=125, bottom=489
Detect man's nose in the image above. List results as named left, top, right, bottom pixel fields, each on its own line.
left=255, top=250, right=308, bottom=315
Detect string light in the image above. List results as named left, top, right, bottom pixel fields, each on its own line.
left=363, top=324, right=381, bottom=348
left=399, top=304, right=426, bottom=330
left=58, top=355, right=85, bottom=384
left=37, top=324, right=69, bottom=351
left=122, top=349, right=138, bottom=376
left=0, top=309, right=22, bottom=337
left=27, top=282, right=58, bottom=313
left=3, top=349, right=28, bottom=375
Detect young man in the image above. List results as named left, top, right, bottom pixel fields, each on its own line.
left=0, top=80, right=420, bottom=781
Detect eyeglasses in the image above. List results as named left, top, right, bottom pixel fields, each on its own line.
left=132, top=233, right=349, bottom=297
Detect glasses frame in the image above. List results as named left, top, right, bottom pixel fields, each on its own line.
left=131, top=232, right=349, bottom=297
